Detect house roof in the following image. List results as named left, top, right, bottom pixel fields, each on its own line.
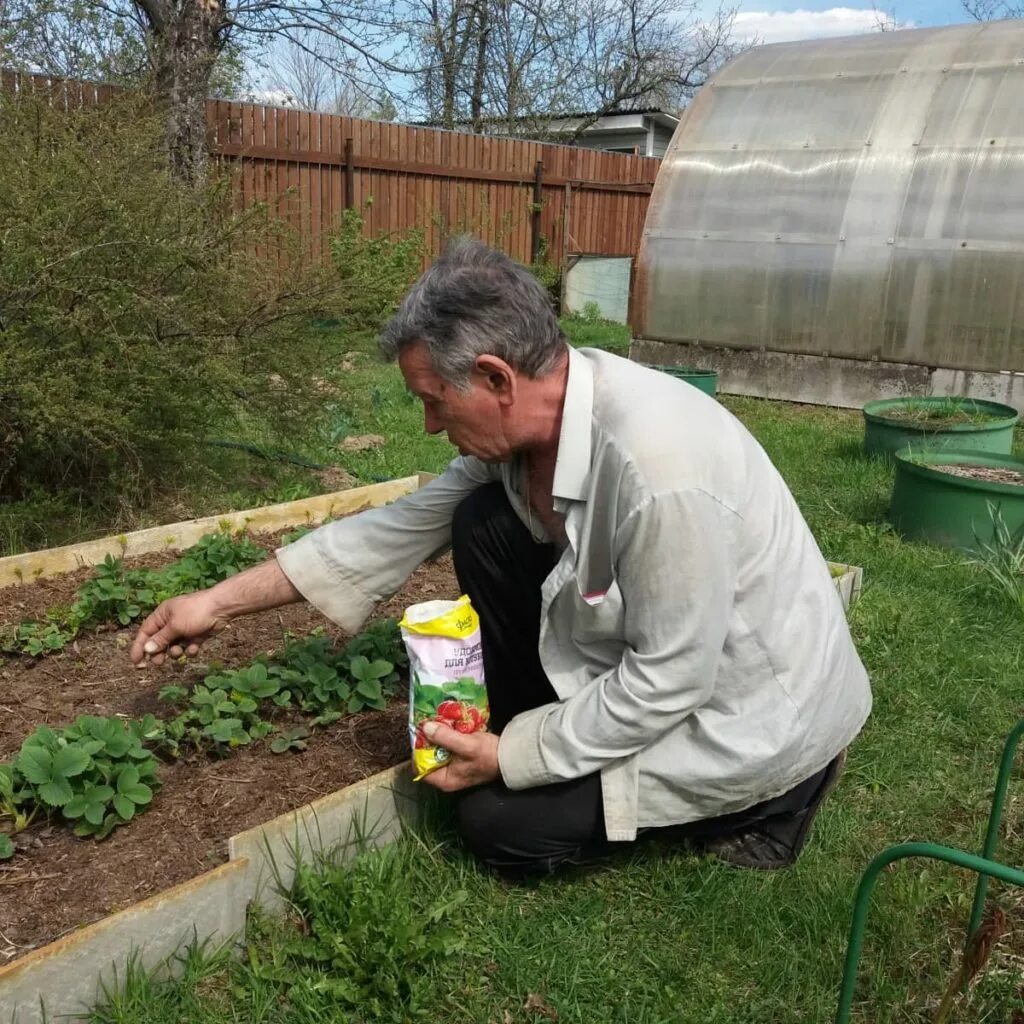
left=412, top=108, right=679, bottom=132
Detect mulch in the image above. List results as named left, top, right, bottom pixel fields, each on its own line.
left=932, top=464, right=1024, bottom=486
left=0, top=531, right=460, bottom=961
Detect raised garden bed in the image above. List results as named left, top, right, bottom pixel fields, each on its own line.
left=0, top=476, right=458, bottom=1020
left=0, top=475, right=864, bottom=1023
left=889, top=449, right=1024, bottom=550
left=862, top=397, right=1019, bottom=459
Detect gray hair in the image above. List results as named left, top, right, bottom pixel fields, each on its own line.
left=379, top=237, right=566, bottom=387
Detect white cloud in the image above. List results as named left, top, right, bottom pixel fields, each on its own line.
left=733, top=8, right=915, bottom=45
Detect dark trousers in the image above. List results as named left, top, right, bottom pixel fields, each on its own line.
left=451, top=483, right=828, bottom=879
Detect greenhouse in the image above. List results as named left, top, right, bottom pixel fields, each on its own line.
left=632, top=20, right=1024, bottom=408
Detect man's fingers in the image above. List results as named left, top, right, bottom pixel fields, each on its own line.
left=168, top=645, right=183, bottom=658
left=419, top=766, right=462, bottom=792
left=422, top=721, right=475, bottom=755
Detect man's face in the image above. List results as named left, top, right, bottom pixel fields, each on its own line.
left=398, top=341, right=514, bottom=462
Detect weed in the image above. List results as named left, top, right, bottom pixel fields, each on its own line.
left=965, top=503, right=1024, bottom=615
left=878, top=398, right=1004, bottom=426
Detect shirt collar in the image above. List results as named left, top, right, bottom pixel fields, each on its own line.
left=552, top=346, right=594, bottom=502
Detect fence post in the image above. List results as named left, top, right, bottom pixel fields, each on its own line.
left=530, top=160, right=544, bottom=263
left=559, top=181, right=573, bottom=313
left=344, top=137, right=354, bottom=210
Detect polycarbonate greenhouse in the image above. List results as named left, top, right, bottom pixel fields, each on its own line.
left=632, top=21, right=1024, bottom=403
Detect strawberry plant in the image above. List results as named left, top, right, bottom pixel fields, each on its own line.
left=2, top=528, right=267, bottom=658
left=271, top=726, right=310, bottom=754
left=8, top=716, right=161, bottom=842
left=158, top=670, right=274, bottom=757
left=346, top=655, right=395, bottom=712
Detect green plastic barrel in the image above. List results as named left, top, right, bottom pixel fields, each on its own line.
left=645, top=365, right=719, bottom=396
left=888, top=449, right=1024, bottom=551
left=863, top=397, right=1018, bottom=459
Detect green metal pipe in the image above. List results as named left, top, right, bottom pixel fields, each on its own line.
left=967, top=719, right=1024, bottom=940
left=835, top=842, right=1024, bottom=1024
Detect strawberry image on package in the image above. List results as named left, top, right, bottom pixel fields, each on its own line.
left=400, top=595, right=489, bottom=781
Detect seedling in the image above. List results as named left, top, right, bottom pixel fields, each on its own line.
left=271, top=726, right=311, bottom=754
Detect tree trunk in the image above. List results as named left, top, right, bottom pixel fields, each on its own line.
left=148, top=1, right=225, bottom=187
left=469, top=2, right=488, bottom=133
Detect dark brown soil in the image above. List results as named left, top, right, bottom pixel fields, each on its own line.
left=0, top=535, right=460, bottom=961
left=932, top=464, right=1024, bottom=486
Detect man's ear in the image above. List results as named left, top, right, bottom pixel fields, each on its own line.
left=474, top=355, right=517, bottom=405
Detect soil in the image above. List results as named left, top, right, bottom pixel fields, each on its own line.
left=0, top=531, right=460, bottom=961
left=932, top=464, right=1024, bottom=487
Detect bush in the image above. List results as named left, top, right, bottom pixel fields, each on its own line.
left=328, top=207, right=427, bottom=332
left=0, top=87, right=338, bottom=513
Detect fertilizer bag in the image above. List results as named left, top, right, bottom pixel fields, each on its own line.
left=400, top=595, right=489, bottom=781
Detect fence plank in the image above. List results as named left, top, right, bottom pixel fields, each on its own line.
left=8, top=72, right=658, bottom=267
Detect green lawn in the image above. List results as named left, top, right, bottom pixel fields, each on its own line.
left=74, top=321, right=1024, bottom=1022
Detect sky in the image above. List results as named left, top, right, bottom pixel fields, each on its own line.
left=726, top=0, right=970, bottom=45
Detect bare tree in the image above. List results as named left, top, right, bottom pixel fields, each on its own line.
left=261, top=33, right=398, bottom=116
left=3, top=0, right=410, bottom=185
left=1, top=0, right=146, bottom=81
left=963, top=0, right=1022, bottom=18
left=408, top=0, right=738, bottom=139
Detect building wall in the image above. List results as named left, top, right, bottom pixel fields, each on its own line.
left=574, top=121, right=675, bottom=158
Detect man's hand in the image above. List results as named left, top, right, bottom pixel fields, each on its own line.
left=129, top=557, right=303, bottom=668
left=130, top=590, right=228, bottom=667
left=419, top=721, right=501, bottom=792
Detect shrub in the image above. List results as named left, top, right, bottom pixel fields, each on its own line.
left=328, top=207, right=427, bottom=332
left=0, top=86, right=338, bottom=514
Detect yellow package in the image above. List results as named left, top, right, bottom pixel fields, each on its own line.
left=400, top=595, right=489, bottom=781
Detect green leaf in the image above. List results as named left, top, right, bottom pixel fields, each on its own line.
left=356, top=679, right=383, bottom=701
left=15, top=746, right=53, bottom=785
left=311, top=710, right=342, bottom=728
left=116, top=766, right=141, bottom=793
left=39, top=777, right=74, bottom=806
left=119, top=781, right=153, bottom=806
left=270, top=736, right=291, bottom=754
left=84, top=801, right=107, bottom=826
left=349, top=655, right=370, bottom=680
left=367, top=659, right=394, bottom=679
left=53, top=745, right=91, bottom=779
left=64, top=794, right=88, bottom=819
left=307, top=664, right=337, bottom=687
left=113, top=794, right=136, bottom=820
left=0, top=834, right=13, bottom=860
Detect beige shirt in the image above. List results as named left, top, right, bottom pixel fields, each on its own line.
left=276, top=347, right=872, bottom=841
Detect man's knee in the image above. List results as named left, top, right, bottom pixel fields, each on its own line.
left=454, top=780, right=606, bottom=878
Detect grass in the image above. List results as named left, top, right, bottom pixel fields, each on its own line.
left=872, top=398, right=1010, bottom=427
left=76, top=333, right=1024, bottom=1023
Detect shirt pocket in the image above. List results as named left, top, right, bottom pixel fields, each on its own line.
left=570, top=578, right=626, bottom=645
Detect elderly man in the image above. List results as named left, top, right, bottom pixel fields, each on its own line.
left=131, top=239, right=871, bottom=878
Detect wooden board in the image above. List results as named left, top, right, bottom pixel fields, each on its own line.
left=0, top=476, right=423, bottom=590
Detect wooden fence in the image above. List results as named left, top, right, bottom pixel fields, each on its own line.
left=207, top=98, right=661, bottom=269
left=1, top=72, right=661, bottom=268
